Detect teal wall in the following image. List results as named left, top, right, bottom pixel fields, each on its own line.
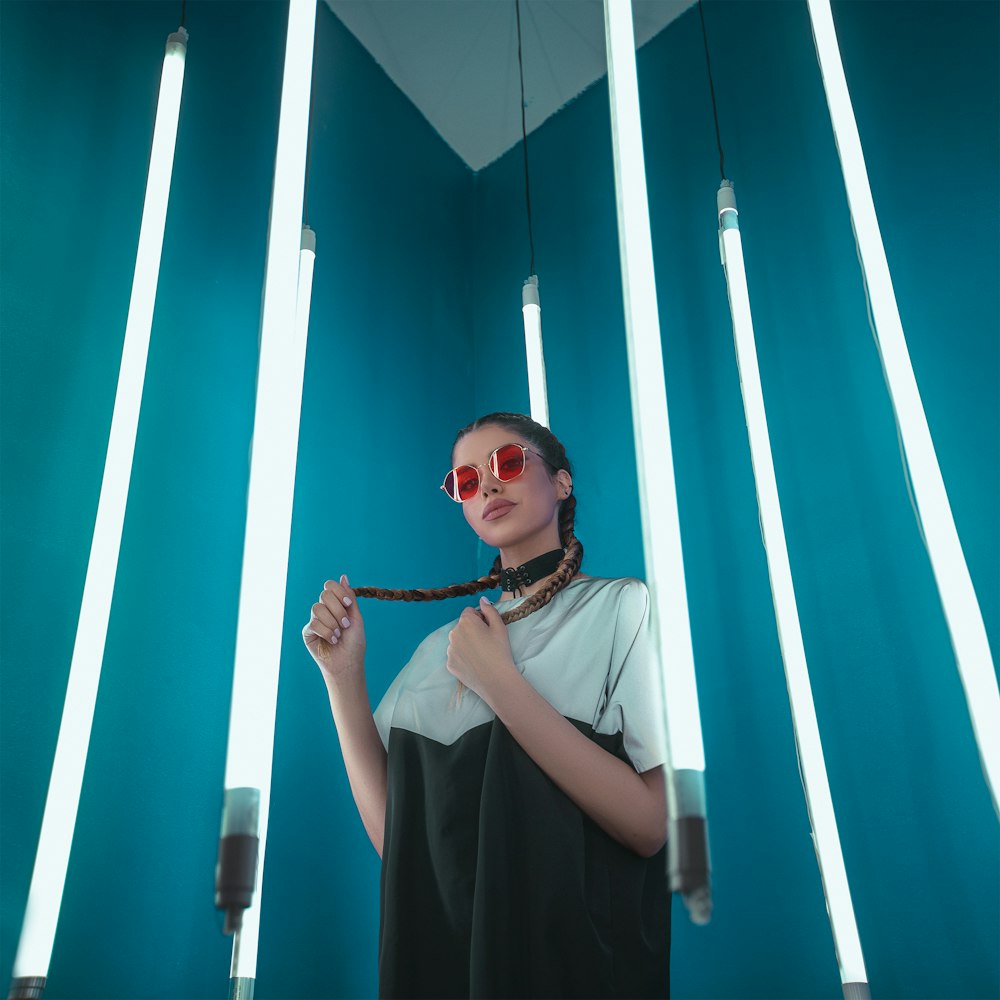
left=2, top=1, right=997, bottom=998
left=472, top=2, right=998, bottom=997
left=2, top=2, right=475, bottom=997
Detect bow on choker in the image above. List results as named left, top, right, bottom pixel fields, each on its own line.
left=499, top=547, right=565, bottom=597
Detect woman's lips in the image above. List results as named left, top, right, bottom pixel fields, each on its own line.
left=483, top=502, right=515, bottom=521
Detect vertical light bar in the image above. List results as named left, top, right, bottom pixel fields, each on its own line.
left=719, top=181, right=869, bottom=996
left=807, top=0, right=999, bottom=813
left=521, top=275, right=549, bottom=427
left=603, top=0, right=711, bottom=921
left=220, top=1, right=316, bottom=991
left=9, top=27, right=188, bottom=999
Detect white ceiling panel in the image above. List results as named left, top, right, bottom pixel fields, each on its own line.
left=324, top=0, right=696, bottom=170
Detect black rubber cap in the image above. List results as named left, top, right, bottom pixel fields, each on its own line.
left=9, top=976, right=46, bottom=1000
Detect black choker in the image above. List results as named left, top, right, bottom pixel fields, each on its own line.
left=500, top=548, right=565, bottom=597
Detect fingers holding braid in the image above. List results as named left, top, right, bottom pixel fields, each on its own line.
left=303, top=574, right=366, bottom=679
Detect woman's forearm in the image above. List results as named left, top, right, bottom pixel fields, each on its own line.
left=325, top=667, right=388, bottom=858
left=487, top=671, right=667, bottom=858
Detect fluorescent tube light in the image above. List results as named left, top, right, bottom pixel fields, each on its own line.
left=603, top=0, right=710, bottom=921
left=10, top=27, right=188, bottom=991
left=521, top=275, right=549, bottom=427
left=221, top=0, right=317, bottom=986
left=719, top=181, right=868, bottom=993
left=808, top=0, right=999, bottom=814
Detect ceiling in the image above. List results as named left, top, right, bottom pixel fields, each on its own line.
left=324, top=0, right=697, bottom=171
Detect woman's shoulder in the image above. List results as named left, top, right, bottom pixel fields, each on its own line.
left=569, top=573, right=647, bottom=594
left=561, top=573, right=649, bottom=610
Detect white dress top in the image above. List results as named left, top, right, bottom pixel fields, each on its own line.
left=374, top=574, right=668, bottom=773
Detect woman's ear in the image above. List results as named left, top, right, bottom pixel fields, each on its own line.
left=555, top=470, right=573, bottom=499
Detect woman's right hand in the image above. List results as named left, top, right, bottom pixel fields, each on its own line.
left=303, top=574, right=366, bottom=682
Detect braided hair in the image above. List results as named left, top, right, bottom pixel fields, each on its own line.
left=352, top=412, right=584, bottom=627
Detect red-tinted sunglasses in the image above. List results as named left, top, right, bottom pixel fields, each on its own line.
left=441, top=442, right=549, bottom=502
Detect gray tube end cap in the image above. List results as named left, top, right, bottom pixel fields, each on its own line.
left=167, top=26, right=189, bottom=52
left=717, top=179, right=736, bottom=215
left=522, top=274, right=540, bottom=308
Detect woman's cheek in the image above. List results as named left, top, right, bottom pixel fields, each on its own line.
left=462, top=512, right=486, bottom=544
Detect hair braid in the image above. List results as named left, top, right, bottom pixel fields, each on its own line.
left=500, top=494, right=582, bottom=624
left=352, top=569, right=500, bottom=603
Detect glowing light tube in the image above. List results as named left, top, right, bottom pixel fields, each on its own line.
left=220, top=0, right=316, bottom=988
left=808, top=0, right=999, bottom=815
left=719, top=181, right=869, bottom=995
left=603, top=0, right=710, bottom=922
left=9, top=28, right=188, bottom=997
left=521, top=275, right=549, bottom=427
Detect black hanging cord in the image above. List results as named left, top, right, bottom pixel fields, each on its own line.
left=180, top=0, right=187, bottom=28
left=698, top=1, right=726, bottom=182
left=515, top=0, right=536, bottom=276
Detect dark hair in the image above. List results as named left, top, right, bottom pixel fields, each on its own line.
left=352, top=412, right=584, bottom=626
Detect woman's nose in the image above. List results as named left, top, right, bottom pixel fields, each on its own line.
left=480, top=467, right=503, bottom=495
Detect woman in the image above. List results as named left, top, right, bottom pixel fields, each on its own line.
left=303, top=412, right=671, bottom=999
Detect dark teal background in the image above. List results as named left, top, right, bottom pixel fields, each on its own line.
left=2, top=1, right=996, bottom=997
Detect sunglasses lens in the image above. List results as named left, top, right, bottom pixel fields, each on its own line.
left=492, top=444, right=526, bottom=481
left=445, top=466, right=480, bottom=502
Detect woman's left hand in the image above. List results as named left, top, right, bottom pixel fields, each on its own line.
left=446, top=597, right=519, bottom=706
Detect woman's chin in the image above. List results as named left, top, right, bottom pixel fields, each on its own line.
left=476, top=528, right=506, bottom=548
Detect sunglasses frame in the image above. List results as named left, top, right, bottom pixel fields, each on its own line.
left=441, top=442, right=552, bottom=502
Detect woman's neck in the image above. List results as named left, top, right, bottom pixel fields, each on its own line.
left=498, top=544, right=554, bottom=571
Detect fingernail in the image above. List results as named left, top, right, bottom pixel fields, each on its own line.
left=343, top=574, right=350, bottom=587
left=334, top=628, right=341, bottom=638
left=341, top=617, right=351, bottom=628
left=343, top=596, right=352, bottom=607
left=480, top=596, right=491, bottom=605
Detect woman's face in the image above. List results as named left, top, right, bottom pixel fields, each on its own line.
left=451, top=424, right=572, bottom=555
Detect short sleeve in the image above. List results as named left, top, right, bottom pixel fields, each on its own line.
left=594, top=579, right=668, bottom=773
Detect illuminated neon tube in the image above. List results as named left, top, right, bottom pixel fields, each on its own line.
left=218, top=1, right=317, bottom=991
left=719, top=180, right=869, bottom=996
left=9, top=27, right=188, bottom=1000
left=521, top=275, right=549, bottom=427
left=603, top=0, right=710, bottom=921
left=807, top=0, right=999, bottom=814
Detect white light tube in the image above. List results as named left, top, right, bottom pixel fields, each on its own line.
left=719, top=182, right=868, bottom=993
left=808, top=0, right=1000, bottom=814
left=223, top=0, right=316, bottom=984
left=602, top=0, right=704, bottom=771
left=604, top=0, right=710, bottom=922
left=521, top=275, right=549, bottom=427
left=11, top=28, right=188, bottom=986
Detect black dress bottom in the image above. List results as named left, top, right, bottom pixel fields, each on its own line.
left=379, top=718, right=671, bottom=999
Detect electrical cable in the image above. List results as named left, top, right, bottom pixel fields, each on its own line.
left=698, top=1, right=726, bottom=182
left=515, top=0, right=536, bottom=276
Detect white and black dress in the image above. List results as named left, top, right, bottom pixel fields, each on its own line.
left=374, top=575, right=671, bottom=999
